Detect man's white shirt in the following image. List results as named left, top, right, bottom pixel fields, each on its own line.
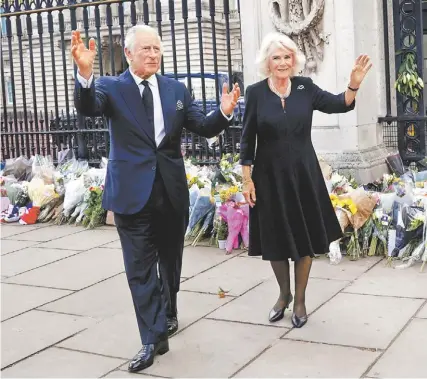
left=76, top=71, right=233, bottom=147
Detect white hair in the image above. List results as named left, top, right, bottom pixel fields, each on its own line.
left=124, top=24, right=164, bottom=64
left=256, top=32, right=306, bottom=78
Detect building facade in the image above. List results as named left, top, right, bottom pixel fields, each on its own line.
left=1, top=0, right=242, bottom=117
left=2, top=0, right=427, bottom=171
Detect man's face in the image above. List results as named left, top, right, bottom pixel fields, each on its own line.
left=126, top=31, right=162, bottom=79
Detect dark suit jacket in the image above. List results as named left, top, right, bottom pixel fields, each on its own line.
left=74, top=69, right=230, bottom=215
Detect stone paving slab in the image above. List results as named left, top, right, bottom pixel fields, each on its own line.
left=309, top=256, right=382, bottom=281
left=102, top=239, right=122, bottom=249
left=1, top=310, right=96, bottom=369
left=57, top=291, right=233, bottom=359
left=1, top=347, right=125, bottom=378
left=4, top=225, right=85, bottom=242
left=344, top=263, right=427, bottom=299
left=135, top=318, right=283, bottom=378
left=1, top=247, right=81, bottom=278
left=4, top=247, right=124, bottom=290
left=235, top=339, right=380, bottom=378
left=1, top=283, right=72, bottom=321
left=1, top=224, right=423, bottom=378
left=208, top=276, right=348, bottom=328
left=180, top=256, right=273, bottom=296
left=36, top=229, right=120, bottom=251
left=367, top=318, right=427, bottom=378
left=57, top=310, right=140, bottom=360
left=415, top=302, right=427, bottom=319
left=1, top=239, right=40, bottom=255
left=105, top=370, right=163, bottom=378
left=39, top=273, right=133, bottom=320
left=284, top=293, right=423, bottom=349
left=180, top=245, right=235, bottom=278
left=0, top=224, right=47, bottom=239
left=236, top=251, right=262, bottom=259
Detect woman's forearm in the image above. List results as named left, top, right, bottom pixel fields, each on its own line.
left=344, top=82, right=359, bottom=106
left=344, top=88, right=357, bottom=106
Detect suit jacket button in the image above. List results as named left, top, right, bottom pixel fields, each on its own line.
left=152, top=166, right=156, bottom=170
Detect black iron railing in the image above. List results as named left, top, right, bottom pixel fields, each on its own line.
left=0, top=0, right=244, bottom=165
left=379, top=115, right=427, bottom=164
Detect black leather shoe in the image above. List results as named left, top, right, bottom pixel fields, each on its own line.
left=128, top=340, right=169, bottom=373
left=167, top=317, right=178, bottom=336
left=291, top=313, right=308, bottom=328
left=269, top=293, right=293, bottom=323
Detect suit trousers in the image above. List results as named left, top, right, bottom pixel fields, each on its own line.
left=114, top=170, right=188, bottom=344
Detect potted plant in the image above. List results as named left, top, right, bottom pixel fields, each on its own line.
left=217, top=219, right=228, bottom=250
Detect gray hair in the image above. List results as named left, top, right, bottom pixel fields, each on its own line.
left=124, top=24, right=164, bottom=63
left=256, top=32, right=306, bottom=78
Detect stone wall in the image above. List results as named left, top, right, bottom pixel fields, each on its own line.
left=240, top=0, right=390, bottom=182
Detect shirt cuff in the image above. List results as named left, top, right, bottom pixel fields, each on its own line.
left=77, top=72, right=94, bottom=88
left=220, top=106, right=234, bottom=121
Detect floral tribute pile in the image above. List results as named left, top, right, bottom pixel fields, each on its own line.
left=321, top=152, right=427, bottom=271
left=2, top=150, right=427, bottom=271
left=185, top=152, right=427, bottom=271
left=1, top=154, right=107, bottom=229
left=185, top=154, right=249, bottom=254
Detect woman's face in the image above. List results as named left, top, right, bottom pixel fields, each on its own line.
left=268, top=46, right=294, bottom=80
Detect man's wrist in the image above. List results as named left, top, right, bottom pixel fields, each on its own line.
left=220, top=106, right=233, bottom=121
left=78, top=70, right=93, bottom=80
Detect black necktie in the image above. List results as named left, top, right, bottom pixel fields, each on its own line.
left=141, top=80, right=155, bottom=140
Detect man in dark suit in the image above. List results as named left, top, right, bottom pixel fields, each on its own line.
left=72, top=25, right=240, bottom=372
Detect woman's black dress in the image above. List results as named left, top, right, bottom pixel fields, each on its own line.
left=239, top=77, right=355, bottom=261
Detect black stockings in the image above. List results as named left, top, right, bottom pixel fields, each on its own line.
left=270, top=260, right=291, bottom=311
left=293, top=256, right=312, bottom=317
left=270, top=256, right=313, bottom=317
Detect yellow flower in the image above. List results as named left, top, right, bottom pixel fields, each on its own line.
left=349, top=203, right=357, bottom=215
left=331, top=195, right=357, bottom=215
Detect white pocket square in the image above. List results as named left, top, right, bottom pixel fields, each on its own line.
left=176, top=100, right=184, bottom=110
left=297, top=85, right=305, bottom=90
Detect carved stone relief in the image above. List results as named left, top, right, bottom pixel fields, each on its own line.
left=268, top=0, right=327, bottom=73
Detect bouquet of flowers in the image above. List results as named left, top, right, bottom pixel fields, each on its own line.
left=2, top=156, right=32, bottom=181
left=368, top=208, right=391, bottom=257
left=21, top=177, right=58, bottom=224
left=218, top=200, right=249, bottom=254
left=3, top=181, right=24, bottom=222
left=329, top=173, right=357, bottom=195
left=385, top=151, right=405, bottom=177
left=82, top=185, right=106, bottom=229
left=185, top=187, right=215, bottom=241
left=31, top=154, right=55, bottom=185
left=53, top=158, right=89, bottom=196
left=218, top=153, right=242, bottom=186
left=37, top=195, right=63, bottom=223
left=185, top=159, right=214, bottom=190
left=54, top=176, right=87, bottom=224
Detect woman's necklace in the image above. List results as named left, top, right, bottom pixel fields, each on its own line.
left=268, top=77, right=291, bottom=109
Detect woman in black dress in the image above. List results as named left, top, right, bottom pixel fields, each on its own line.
left=240, top=32, right=372, bottom=328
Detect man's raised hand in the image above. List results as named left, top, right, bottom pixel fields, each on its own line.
left=71, top=30, right=96, bottom=80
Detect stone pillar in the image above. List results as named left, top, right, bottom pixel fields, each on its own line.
left=240, top=0, right=390, bottom=183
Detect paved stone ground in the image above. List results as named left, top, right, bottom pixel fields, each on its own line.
left=1, top=223, right=426, bottom=378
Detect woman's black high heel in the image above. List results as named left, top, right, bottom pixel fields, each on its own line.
left=269, top=293, right=293, bottom=322
left=291, top=312, right=308, bottom=328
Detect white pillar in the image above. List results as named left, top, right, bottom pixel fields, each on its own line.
left=240, top=0, right=389, bottom=183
